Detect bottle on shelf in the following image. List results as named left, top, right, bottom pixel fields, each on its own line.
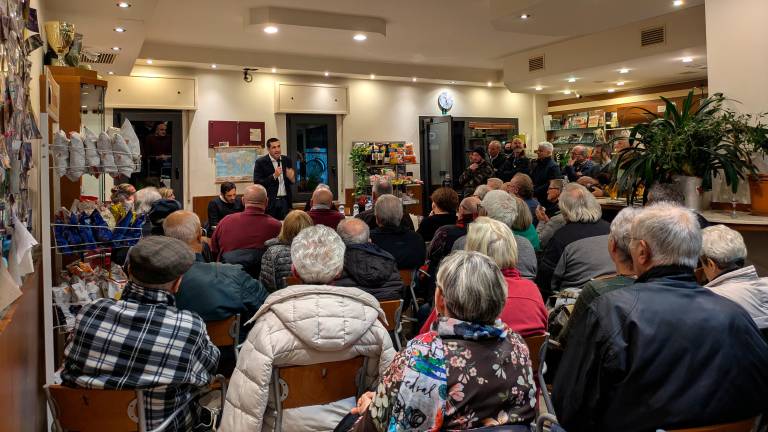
left=353, top=203, right=359, bottom=216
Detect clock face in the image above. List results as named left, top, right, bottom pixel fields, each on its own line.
left=438, top=92, right=454, bottom=112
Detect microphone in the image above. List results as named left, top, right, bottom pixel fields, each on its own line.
left=276, top=157, right=281, bottom=167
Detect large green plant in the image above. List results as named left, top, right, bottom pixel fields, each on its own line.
left=349, top=143, right=370, bottom=197
left=611, top=90, right=760, bottom=203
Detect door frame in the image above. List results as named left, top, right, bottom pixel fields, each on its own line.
left=285, top=114, right=338, bottom=203
left=113, top=109, right=184, bottom=202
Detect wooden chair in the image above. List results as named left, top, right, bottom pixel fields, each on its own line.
left=379, top=299, right=404, bottom=350
left=206, top=314, right=240, bottom=357
left=524, top=333, right=547, bottom=376
left=284, top=275, right=302, bottom=286
left=399, top=268, right=420, bottom=312
left=45, top=375, right=227, bottom=432
left=272, top=357, right=368, bottom=432
left=666, top=418, right=758, bottom=432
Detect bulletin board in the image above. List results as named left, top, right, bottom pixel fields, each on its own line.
left=208, top=120, right=265, bottom=148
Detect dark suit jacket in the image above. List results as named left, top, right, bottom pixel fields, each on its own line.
left=253, top=154, right=294, bottom=205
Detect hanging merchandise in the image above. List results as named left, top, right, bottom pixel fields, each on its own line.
left=120, top=119, right=141, bottom=171
left=82, top=127, right=100, bottom=175
left=52, top=129, right=69, bottom=178
left=67, top=132, right=86, bottom=181
left=96, top=131, right=117, bottom=176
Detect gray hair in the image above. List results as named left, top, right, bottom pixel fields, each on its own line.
left=436, top=251, right=507, bottom=325
left=466, top=217, right=518, bottom=269
left=537, top=141, right=554, bottom=152
left=291, top=225, right=346, bottom=284
left=374, top=194, right=403, bottom=227
left=487, top=178, right=503, bottom=190
left=701, top=225, right=747, bottom=269
left=163, top=210, right=201, bottom=245
left=559, top=183, right=602, bottom=223
left=373, top=180, right=393, bottom=197
left=337, top=218, right=370, bottom=245
left=647, top=183, right=684, bottom=206
left=510, top=196, right=532, bottom=231
left=134, top=187, right=162, bottom=215
left=609, top=207, right=640, bottom=263
left=549, top=178, right=565, bottom=192
left=481, top=190, right=517, bottom=228
left=473, top=184, right=490, bottom=200
left=631, top=203, right=702, bottom=268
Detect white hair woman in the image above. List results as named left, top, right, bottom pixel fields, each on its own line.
left=419, top=216, right=546, bottom=337
left=348, top=251, right=536, bottom=431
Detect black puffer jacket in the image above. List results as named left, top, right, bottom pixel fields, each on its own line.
left=335, top=243, right=403, bottom=301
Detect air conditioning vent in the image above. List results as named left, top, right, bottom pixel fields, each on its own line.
left=641, top=26, right=665, bottom=47
left=79, top=52, right=118, bottom=65
left=528, top=55, right=544, bottom=72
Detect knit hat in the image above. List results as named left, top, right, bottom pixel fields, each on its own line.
left=471, top=146, right=486, bottom=159
left=148, top=199, right=182, bottom=235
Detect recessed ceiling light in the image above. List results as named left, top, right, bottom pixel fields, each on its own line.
left=81, top=105, right=87, bottom=109
left=412, top=77, right=417, bottom=82
left=487, top=81, right=492, bottom=87
left=112, top=46, right=121, bottom=51
left=616, top=81, right=625, bottom=86
left=534, top=86, right=543, bottom=91
left=682, top=57, right=693, bottom=63
left=353, top=33, right=367, bottom=41
left=450, top=81, right=456, bottom=84
left=82, top=92, right=89, bottom=95
left=146, top=59, right=153, bottom=64
left=211, top=64, right=217, bottom=68
left=116, top=2, right=130, bottom=7
left=564, top=90, right=571, bottom=95
left=324, top=71, right=330, bottom=77
left=264, top=25, right=278, bottom=34
left=114, top=27, right=126, bottom=33
left=608, top=88, right=615, bottom=93
left=567, top=77, right=576, bottom=83
left=108, top=71, right=114, bottom=75
left=271, top=67, right=277, bottom=73
left=673, top=0, right=684, bottom=6
left=619, top=68, right=630, bottom=74
left=370, top=74, right=375, bottom=79
left=520, top=13, right=531, bottom=20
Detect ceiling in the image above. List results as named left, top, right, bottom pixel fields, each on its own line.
left=43, top=0, right=709, bottom=91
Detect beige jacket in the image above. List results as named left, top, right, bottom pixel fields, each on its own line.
left=706, top=265, right=768, bottom=329
left=220, top=285, right=395, bottom=431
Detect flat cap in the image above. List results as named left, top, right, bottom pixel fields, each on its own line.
left=127, top=236, right=194, bottom=285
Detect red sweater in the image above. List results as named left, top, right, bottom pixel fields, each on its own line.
left=210, top=207, right=282, bottom=257
left=420, top=268, right=547, bottom=337
left=308, top=208, right=345, bottom=230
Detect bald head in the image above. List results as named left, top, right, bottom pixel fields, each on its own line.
left=312, top=188, right=333, bottom=207
left=459, top=196, right=481, bottom=216
left=337, top=218, right=370, bottom=244
left=163, top=210, right=202, bottom=250
left=243, top=184, right=268, bottom=209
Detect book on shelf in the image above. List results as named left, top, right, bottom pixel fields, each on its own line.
left=604, top=111, right=619, bottom=128
left=587, top=110, right=602, bottom=128
left=572, top=112, right=589, bottom=129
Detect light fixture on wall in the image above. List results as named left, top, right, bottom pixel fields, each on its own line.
left=682, top=56, right=693, bottom=63
left=114, top=27, right=126, bottom=33
left=264, top=25, right=279, bottom=34
left=243, top=67, right=257, bottom=82
left=353, top=33, right=367, bottom=41
left=619, top=68, right=630, bottom=74
left=520, top=13, right=531, bottom=20
left=146, top=59, right=153, bottom=64
left=116, top=2, right=130, bottom=7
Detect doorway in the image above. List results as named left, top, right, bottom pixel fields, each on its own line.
left=286, top=114, right=338, bottom=203
left=113, top=110, right=184, bottom=202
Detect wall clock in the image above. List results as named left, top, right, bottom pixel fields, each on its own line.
left=438, top=91, right=454, bottom=115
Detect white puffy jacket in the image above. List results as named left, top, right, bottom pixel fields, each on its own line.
left=220, top=285, right=395, bottom=432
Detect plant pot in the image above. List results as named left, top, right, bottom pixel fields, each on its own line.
left=673, top=175, right=705, bottom=211
left=749, top=174, right=768, bottom=216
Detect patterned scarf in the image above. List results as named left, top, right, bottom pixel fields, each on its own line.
left=386, top=317, right=507, bottom=431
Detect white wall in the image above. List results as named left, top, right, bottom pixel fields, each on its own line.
left=126, top=66, right=543, bottom=207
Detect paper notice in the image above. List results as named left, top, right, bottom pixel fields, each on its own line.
left=0, top=259, right=22, bottom=312
left=8, top=215, right=38, bottom=284
left=249, top=128, right=262, bottom=142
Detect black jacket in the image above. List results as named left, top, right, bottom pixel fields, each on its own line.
left=335, top=243, right=403, bottom=301
left=530, top=157, right=561, bottom=204
left=488, top=154, right=507, bottom=176
left=417, top=213, right=457, bottom=242
left=253, top=154, right=293, bottom=205
left=206, top=196, right=243, bottom=232
left=370, top=225, right=426, bottom=270
left=553, top=265, right=768, bottom=432
left=356, top=207, right=415, bottom=232
left=498, top=154, right=530, bottom=182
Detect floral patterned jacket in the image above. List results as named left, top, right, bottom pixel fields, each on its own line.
left=353, top=318, right=537, bottom=431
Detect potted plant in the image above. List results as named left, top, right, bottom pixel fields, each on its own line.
left=612, top=90, right=756, bottom=209
left=349, top=143, right=371, bottom=205
left=735, top=112, right=768, bottom=214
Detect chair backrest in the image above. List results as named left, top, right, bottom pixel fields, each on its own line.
left=205, top=314, right=240, bottom=347
left=524, top=333, right=547, bottom=376
left=45, top=385, right=143, bottom=432
left=378, top=300, right=403, bottom=332
left=284, top=275, right=302, bottom=286
left=399, top=269, right=413, bottom=287
left=273, top=356, right=366, bottom=410
left=221, top=248, right=265, bottom=279
left=666, top=418, right=757, bottom=432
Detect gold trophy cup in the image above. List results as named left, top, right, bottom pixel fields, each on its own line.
left=44, top=21, right=76, bottom=66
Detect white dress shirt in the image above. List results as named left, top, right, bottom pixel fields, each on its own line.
left=270, top=155, right=287, bottom=197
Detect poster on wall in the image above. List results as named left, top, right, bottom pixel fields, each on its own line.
left=214, top=147, right=263, bottom=183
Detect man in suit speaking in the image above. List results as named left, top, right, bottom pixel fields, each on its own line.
left=253, top=138, right=295, bottom=220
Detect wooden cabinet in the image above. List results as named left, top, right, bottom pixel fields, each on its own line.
left=275, top=82, right=348, bottom=114
left=106, top=75, right=197, bottom=109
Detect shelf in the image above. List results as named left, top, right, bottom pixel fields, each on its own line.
left=605, top=127, right=632, bottom=131
left=546, top=126, right=602, bottom=132
left=366, top=163, right=419, bottom=168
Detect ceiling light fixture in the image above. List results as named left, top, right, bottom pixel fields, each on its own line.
left=619, top=68, right=630, bottom=74
left=450, top=81, right=456, bottom=84
left=112, top=46, right=121, bottom=51
left=211, top=64, right=217, bottom=68
left=487, top=81, right=492, bottom=87
left=682, top=56, right=693, bottom=63
left=324, top=71, right=330, bottom=77
left=81, top=105, right=87, bottom=109
left=116, top=2, right=130, bottom=7
left=108, top=71, right=114, bottom=75
left=616, top=81, right=625, bottom=86
left=264, top=25, right=279, bottom=34
left=608, top=88, right=615, bottom=93
left=520, top=13, right=531, bottom=20
left=412, top=77, right=417, bottom=82
left=353, top=33, right=367, bottom=41
left=673, top=0, right=684, bottom=6
left=271, top=67, right=277, bottom=73
left=534, top=86, right=543, bottom=91
left=370, top=74, right=375, bottom=79
left=114, top=27, right=126, bottom=33
left=563, top=90, right=571, bottom=95
left=567, top=77, right=576, bottom=83
left=146, top=59, right=153, bottom=64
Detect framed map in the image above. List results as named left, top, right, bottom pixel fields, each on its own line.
left=214, top=147, right=262, bottom=183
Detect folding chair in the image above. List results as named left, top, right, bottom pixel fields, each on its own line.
left=205, top=314, right=241, bottom=358
left=284, top=275, right=302, bottom=286
left=271, top=356, right=368, bottom=432
left=45, top=375, right=226, bottom=432
left=379, top=299, right=404, bottom=350
left=523, top=333, right=547, bottom=377
left=536, top=334, right=557, bottom=417
left=664, top=417, right=759, bottom=432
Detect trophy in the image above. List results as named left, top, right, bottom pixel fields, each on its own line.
left=44, top=21, right=76, bottom=66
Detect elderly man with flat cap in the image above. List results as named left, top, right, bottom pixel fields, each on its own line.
left=61, top=236, right=221, bottom=431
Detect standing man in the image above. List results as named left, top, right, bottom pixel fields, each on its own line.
left=530, top=141, right=561, bottom=210
left=457, top=146, right=494, bottom=197
left=487, top=140, right=506, bottom=177
left=253, top=137, right=295, bottom=220
left=564, top=145, right=595, bottom=182
left=502, top=138, right=530, bottom=181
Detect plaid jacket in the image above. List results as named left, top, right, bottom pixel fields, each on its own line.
left=61, top=283, right=220, bottom=431
left=457, top=160, right=494, bottom=196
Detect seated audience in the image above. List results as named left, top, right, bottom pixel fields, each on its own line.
left=536, top=184, right=612, bottom=297
left=61, top=236, right=220, bottom=431
left=303, top=183, right=337, bottom=212
left=417, top=187, right=459, bottom=241
left=335, top=218, right=403, bottom=301
left=536, top=179, right=566, bottom=249
left=158, top=187, right=175, bottom=200
left=509, top=173, right=539, bottom=226
left=207, top=182, right=243, bottom=234
left=370, top=195, right=426, bottom=270
left=259, top=210, right=313, bottom=292
left=350, top=251, right=537, bottom=431
left=221, top=226, right=395, bottom=432
left=109, top=183, right=137, bottom=223
left=486, top=177, right=504, bottom=190
left=556, top=207, right=639, bottom=347
left=453, top=190, right=537, bottom=279
left=146, top=198, right=182, bottom=236
left=511, top=196, right=540, bottom=251
left=458, top=146, right=494, bottom=197
left=701, top=225, right=768, bottom=330
left=420, top=217, right=546, bottom=337
left=210, top=184, right=281, bottom=259
left=472, top=184, right=490, bottom=200
left=308, top=187, right=345, bottom=230
left=647, top=182, right=710, bottom=228
left=564, top=145, right=594, bottom=182
left=426, top=196, right=480, bottom=282
left=133, top=186, right=160, bottom=216
left=356, top=179, right=414, bottom=231
left=553, top=203, right=768, bottom=432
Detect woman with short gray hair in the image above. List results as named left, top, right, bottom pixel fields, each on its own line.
left=348, top=251, right=536, bottom=431
left=291, top=224, right=346, bottom=284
